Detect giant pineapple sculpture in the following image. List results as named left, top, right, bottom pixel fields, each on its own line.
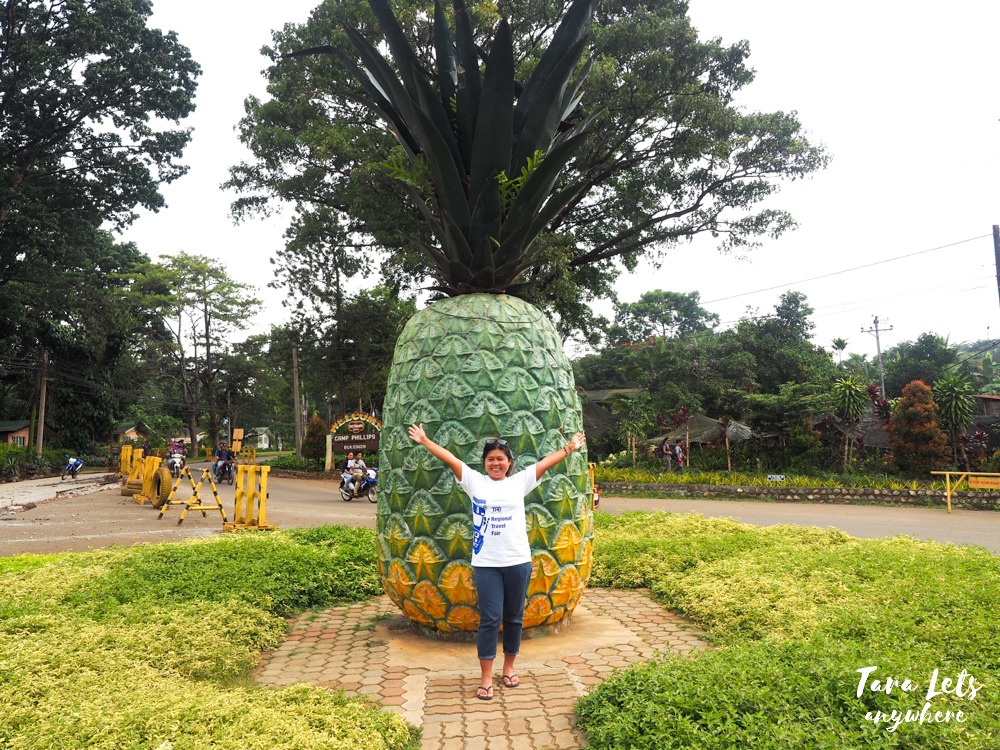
left=291, top=0, right=598, bottom=631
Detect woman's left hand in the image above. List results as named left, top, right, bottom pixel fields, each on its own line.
left=568, top=432, right=586, bottom=452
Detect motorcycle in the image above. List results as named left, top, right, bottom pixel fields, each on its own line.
left=61, top=455, right=84, bottom=480
left=340, top=467, right=378, bottom=503
left=215, top=459, right=235, bottom=485
left=167, top=451, right=186, bottom=479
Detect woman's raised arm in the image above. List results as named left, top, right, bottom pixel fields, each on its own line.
left=408, top=424, right=463, bottom=481
left=534, top=432, right=586, bottom=481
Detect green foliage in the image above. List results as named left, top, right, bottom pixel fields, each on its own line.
left=883, top=333, right=972, bottom=399
left=0, top=530, right=417, bottom=750
left=832, top=375, right=869, bottom=469
left=124, top=252, right=262, bottom=447
left=888, top=381, right=951, bottom=477
left=934, top=372, right=976, bottom=459
left=267, top=454, right=326, bottom=472
left=578, top=512, right=1000, bottom=748
left=1, top=0, right=198, bottom=283
left=229, top=0, right=827, bottom=333
left=301, top=411, right=329, bottom=460
left=608, top=290, right=720, bottom=344
left=1, top=2, right=199, bottom=448
left=592, top=465, right=945, bottom=492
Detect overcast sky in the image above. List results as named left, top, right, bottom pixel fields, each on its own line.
left=122, top=0, right=1000, bottom=362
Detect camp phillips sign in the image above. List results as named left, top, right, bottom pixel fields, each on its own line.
left=330, top=413, right=382, bottom=455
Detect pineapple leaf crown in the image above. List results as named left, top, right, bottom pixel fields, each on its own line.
left=287, top=0, right=596, bottom=296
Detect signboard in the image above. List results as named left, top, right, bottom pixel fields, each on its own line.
left=767, top=474, right=786, bottom=482
left=329, top=413, right=382, bottom=455
left=969, top=476, right=1000, bottom=490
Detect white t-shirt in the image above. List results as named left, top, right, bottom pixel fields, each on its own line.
left=458, top=462, right=540, bottom=567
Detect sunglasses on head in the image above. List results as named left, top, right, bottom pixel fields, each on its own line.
left=484, top=438, right=508, bottom=449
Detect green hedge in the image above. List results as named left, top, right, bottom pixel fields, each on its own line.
left=577, top=512, right=1000, bottom=748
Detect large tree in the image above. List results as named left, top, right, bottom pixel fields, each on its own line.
left=882, top=333, right=971, bottom=399
left=607, top=290, right=719, bottom=345
left=126, top=254, right=260, bottom=450
left=227, top=0, right=826, bottom=335
left=1, top=0, right=199, bottom=289
left=1, top=0, right=199, bottom=441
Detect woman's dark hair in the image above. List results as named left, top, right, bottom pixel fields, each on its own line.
left=482, top=438, right=515, bottom=475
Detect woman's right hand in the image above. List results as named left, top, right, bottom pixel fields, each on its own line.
left=408, top=423, right=427, bottom=445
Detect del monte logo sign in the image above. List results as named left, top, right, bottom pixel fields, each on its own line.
left=329, top=412, right=382, bottom=455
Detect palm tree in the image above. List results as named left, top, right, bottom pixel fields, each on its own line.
left=832, top=375, right=867, bottom=470
left=288, top=0, right=598, bottom=632
left=933, top=372, right=976, bottom=466
left=831, top=337, right=848, bottom=368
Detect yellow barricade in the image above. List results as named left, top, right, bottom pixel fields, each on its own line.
left=240, top=447, right=258, bottom=466
left=119, top=445, right=134, bottom=477
left=223, top=464, right=276, bottom=532
left=158, top=467, right=228, bottom=526
left=124, top=449, right=145, bottom=484
left=133, top=456, right=163, bottom=505
left=930, top=471, right=1000, bottom=513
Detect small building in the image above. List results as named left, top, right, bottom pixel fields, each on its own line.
left=0, top=420, right=57, bottom=446
left=246, top=427, right=277, bottom=450
left=975, top=394, right=1000, bottom=418
left=112, top=423, right=148, bottom=444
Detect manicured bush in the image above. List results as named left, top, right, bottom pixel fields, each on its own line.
left=577, top=512, right=1000, bottom=748
left=267, top=454, right=325, bottom=472
left=0, top=528, right=418, bottom=750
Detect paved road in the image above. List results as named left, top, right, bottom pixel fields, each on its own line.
left=1, top=474, right=998, bottom=556
left=604, top=496, right=1000, bottom=553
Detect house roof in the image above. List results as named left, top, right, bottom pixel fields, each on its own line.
left=578, top=388, right=643, bottom=404
left=0, top=420, right=30, bottom=432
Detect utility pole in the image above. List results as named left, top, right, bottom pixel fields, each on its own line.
left=35, top=349, right=49, bottom=459
left=861, top=316, right=893, bottom=397
left=292, top=342, right=303, bottom=460
left=993, top=225, right=1000, bottom=310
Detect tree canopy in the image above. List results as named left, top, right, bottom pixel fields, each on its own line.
left=227, top=0, right=827, bottom=335
left=0, top=0, right=200, bottom=445
left=1, top=0, right=200, bottom=286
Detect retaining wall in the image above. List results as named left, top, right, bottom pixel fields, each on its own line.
left=600, top=482, right=1000, bottom=511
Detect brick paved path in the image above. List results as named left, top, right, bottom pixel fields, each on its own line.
left=255, top=588, right=709, bottom=749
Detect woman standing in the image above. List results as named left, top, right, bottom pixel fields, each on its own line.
left=407, top=423, right=586, bottom=701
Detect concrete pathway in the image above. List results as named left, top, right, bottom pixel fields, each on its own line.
left=0, top=473, right=117, bottom=510
left=255, top=588, right=709, bottom=749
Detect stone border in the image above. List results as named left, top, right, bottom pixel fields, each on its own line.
left=600, top=482, right=1000, bottom=511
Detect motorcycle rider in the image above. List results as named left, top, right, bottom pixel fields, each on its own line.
left=213, top=442, right=234, bottom=479
left=339, top=452, right=355, bottom=489
left=343, top=453, right=366, bottom=495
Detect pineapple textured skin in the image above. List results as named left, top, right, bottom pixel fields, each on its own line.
left=378, top=294, right=593, bottom=631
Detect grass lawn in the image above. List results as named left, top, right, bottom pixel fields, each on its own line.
left=3, top=514, right=998, bottom=748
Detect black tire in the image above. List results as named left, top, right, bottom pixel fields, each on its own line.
left=226, top=469, right=234, bottom=486
left=368, top=485, right=377, bottom=504
left=151, top=467, right=173, bottom=509
left=61, top=470, right=68, bottom=481
left=340, top=486, right=353, bottom=501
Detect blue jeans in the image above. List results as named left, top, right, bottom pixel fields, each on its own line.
left=473, top=562, right=532, bottom=661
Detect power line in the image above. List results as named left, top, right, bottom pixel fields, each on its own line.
left=701, top=234, right=991, bottom=305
